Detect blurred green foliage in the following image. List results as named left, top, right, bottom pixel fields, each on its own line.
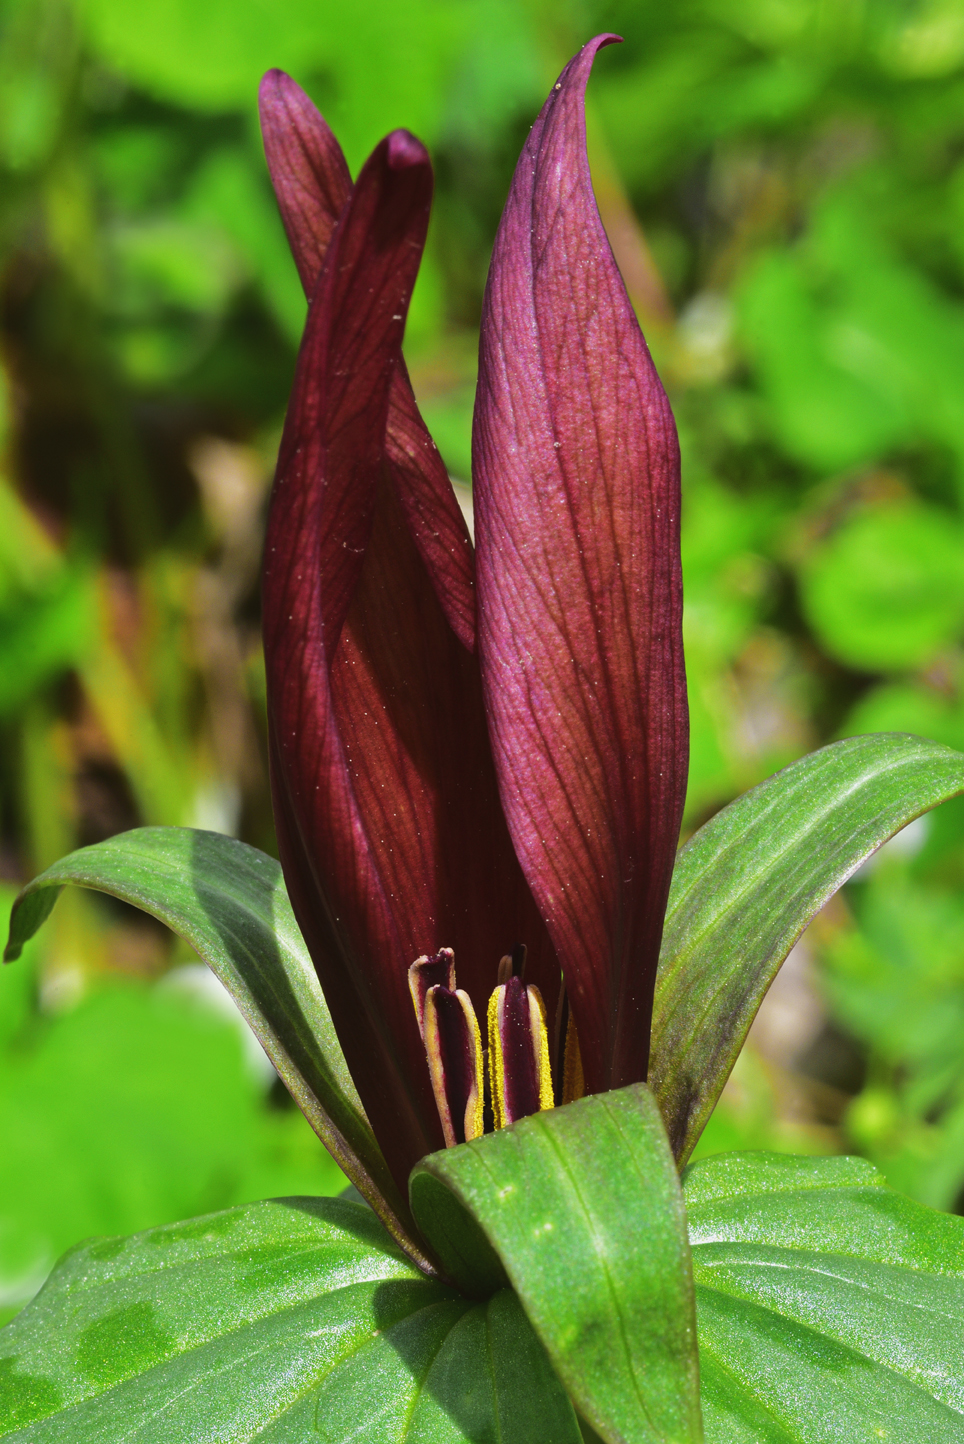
left=0, top=889, right=345, bottom=1326
left=822, top=859, right=964, bottom=1212
left=4, top=0, right=964, bottom=1316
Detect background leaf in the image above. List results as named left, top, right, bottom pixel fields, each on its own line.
left=651, top=734, right=964, bottom=1165
left=798, top=502, right=964, bottom=672
left=413, top=1083, right=703, bottom=1444
left=2, top=827, right=426, bottom=1267
left=686, top=1150, right=964, bottom=1441
left=0, top=965, right=343, bottom=1326
left=820, top=864, right=964, bottom=1212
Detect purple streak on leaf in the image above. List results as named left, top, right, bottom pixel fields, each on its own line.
left=473, top=37, right=688, bottom=1095
left=259, top=71, right=476, bottom=650
left=263, top=131, right=556, bottom=1199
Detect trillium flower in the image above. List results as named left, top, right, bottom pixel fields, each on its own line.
left=258, top=33, right=687, bottom=1207
left=10, top=34, right=964, bottom=1443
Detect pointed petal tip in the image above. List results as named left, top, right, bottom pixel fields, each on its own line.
left=258, top=68, right=292, bottom=107
left=386, top=129, right=429, bottom=171
left=550, top=33, right=622, bottom=101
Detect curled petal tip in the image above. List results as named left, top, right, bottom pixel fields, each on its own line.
left=585, top=31, right=622, bottom=51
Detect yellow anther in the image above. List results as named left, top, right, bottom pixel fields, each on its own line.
left=423, top=983, right=484, bottom=1147
left=487, top=986, right=507, bottom=1130
left=487, top=979, right=553, bottom=1129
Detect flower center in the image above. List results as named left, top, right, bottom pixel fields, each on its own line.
left=408, top=947, right=583, bottom=1147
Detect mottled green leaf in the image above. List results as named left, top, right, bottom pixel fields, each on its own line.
left=2, top=828, right=426, bottom=1268
left=413, top=1083, right=703, bottom=1444
left=686, top=1151, right=964, bottom=1441
left=0, top=1195, right=581, bottom=1442
left=651, top=734, right=964, bottom=1165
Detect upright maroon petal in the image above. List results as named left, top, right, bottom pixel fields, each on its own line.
left=473, top=37, right=688, bottom=1094
left=259, top=71, right=476, bottom=650
left=384, top=361, right=477, bottom=651
left=258, top=69, right=352, bottom=290
left=264, top=131, right=556, bottom=1195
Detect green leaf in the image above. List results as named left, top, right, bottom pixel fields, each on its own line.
left=651, top=734, right=964, bottom=1166
left=685, top=1151, right=964, bottom=1441
left=0, top=1195, right=581, bottom=1442
left=798, top=502, right=964, bottom=672
left=2, top=827, right=428, bottom=1271
left=0, top=566, right=95, bottom=717
left=412, top=1083, right=703, bottom=1444
left=78, top=0, right=468, bottom=167
left=0, top=887, right=35, bottom=1051
left=737, top=248, right=906, bottom=472
left=0, top=964, right=345, bottom=1324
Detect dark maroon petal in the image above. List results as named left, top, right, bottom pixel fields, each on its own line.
left=258, top=69, right=352, bottom=291
left=259, top=71, right=476, bottom=649
left=322, top=472, right=558, bottom=1176
left=264, top=130, right=557, bottom=1196
left=384, top=361, right=476, bottom=650
left=473, top=37, right=688, bottom=1095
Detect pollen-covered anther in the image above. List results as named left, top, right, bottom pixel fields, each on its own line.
left=408, top=949, right=455, bottom=1040
left=423, top=986, right=484, bottom=1146
left=409, top=951, right=483, bottom=1148
left=553, top=979, right=586, bottom=1108
left=487, top=975, right=554, bottom=1129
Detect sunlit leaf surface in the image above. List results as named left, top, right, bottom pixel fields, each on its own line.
left=414, top=1083, right=702, bottom=1444
left=687, top=1151, right=964, bottom=1441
